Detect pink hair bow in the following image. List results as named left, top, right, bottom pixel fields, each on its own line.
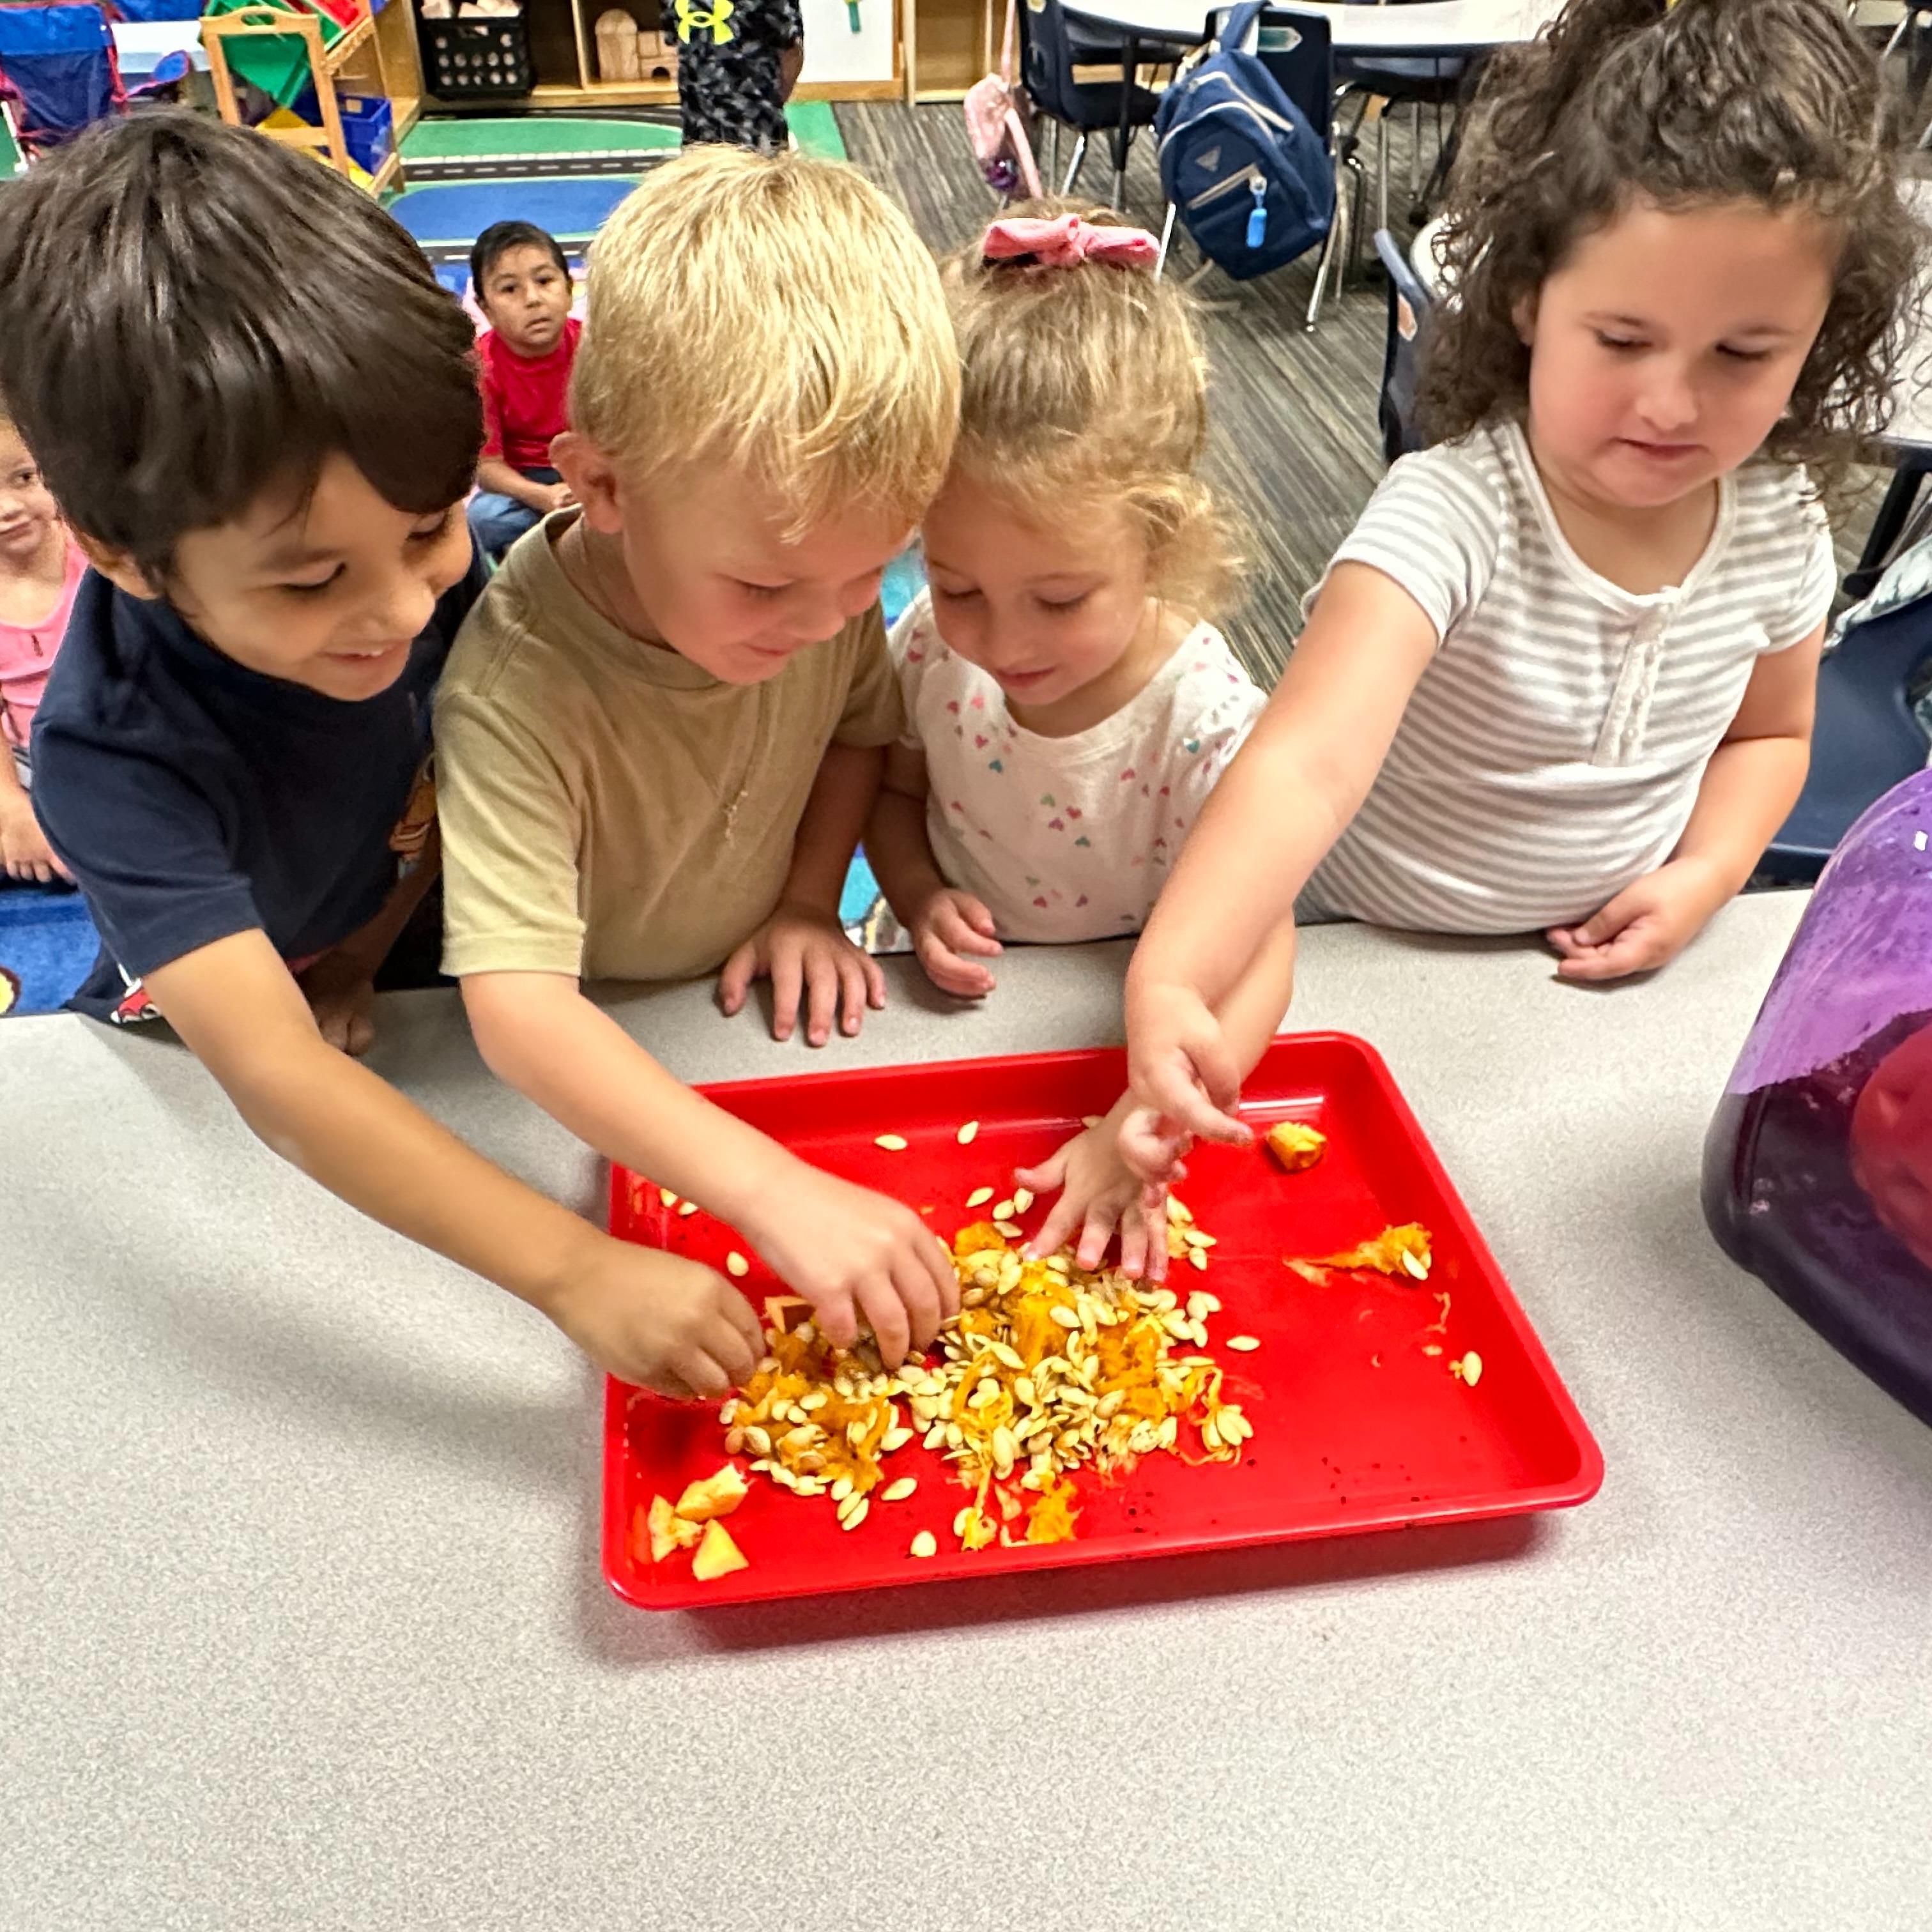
left=982, top=213, right=1160, bottom=270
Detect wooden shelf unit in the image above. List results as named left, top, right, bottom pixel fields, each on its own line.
left=471, top=0, right=903, bottom=109
left=901, top=0, right=991, bottom=103
left=204, top=0, right=424, bottom=192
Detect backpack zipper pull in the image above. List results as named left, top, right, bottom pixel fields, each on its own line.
left=1245, top=174, right=1268, bottom=249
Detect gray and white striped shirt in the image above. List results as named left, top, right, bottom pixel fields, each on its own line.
left=1303, top=419, right=1835, bottom=933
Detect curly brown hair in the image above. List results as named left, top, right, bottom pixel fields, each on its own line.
left=1416, top=0, right=1924, bottom=498
left=942, top=198, right=1239, bottom=622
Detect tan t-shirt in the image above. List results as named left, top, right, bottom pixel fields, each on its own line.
left=436, top=513, right=903, bottom=982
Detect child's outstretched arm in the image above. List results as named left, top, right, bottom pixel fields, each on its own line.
left=1021, top=917, right=1298, bottom=1279
left=1547, top=621, right=1825, bottom=982
left=463, top=970, right=959, bottom=1365
left=146, top=932, right=765, bottom=1400
left=865, top=741, right=1002, bottom=998
left=1126, top=562, right=1438, bottom=1143
left=718, top=740, right=889, bottom=1045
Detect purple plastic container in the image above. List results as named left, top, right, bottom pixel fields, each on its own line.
left=1703, top=770, right=1932, bottom=1422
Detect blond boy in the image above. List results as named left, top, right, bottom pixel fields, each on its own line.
left=438, top=147, right=962, bottom=1371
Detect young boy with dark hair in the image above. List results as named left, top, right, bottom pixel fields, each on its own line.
left=467, top=220, right=581, bottom=562
left=0, top=112, right=765, bottom=1400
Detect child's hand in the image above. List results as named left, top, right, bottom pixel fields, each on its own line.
left=0, top=790, right=69, bottom=884
left=737, top=1165, right=958, bottom=1366
left=296, top=951, right=379, bottom=1057
left=1116, top=1103, right=1193, bottom=1191
left=1019, top=1099, right=1174, bottom=1280
left=908, top=885, right=1002, bottom=998
left=1126, top=981, right=1252, bottom=1148
left=549, top=1241, right=764, bottom=1400
left=719, top=900, right=887, bottom=1046
left=1546, top=857, right=1728, bottom=983
left=542, top=480, right=576, bottom=514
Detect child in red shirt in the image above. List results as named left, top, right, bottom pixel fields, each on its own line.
left=467, top=221, right=583, bottom=561
left=0, top=412, right=85, bottom=884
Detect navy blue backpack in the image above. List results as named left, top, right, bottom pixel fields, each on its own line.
left=1155, top=1, right=1334, bottom=281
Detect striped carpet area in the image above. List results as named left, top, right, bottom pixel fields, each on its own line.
left=390, top=107, right=848, bottom=289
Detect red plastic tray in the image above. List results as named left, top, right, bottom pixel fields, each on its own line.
left=603, top=1034, right=1602, bottom=1609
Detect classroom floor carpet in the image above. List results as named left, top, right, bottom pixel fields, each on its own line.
left=392, top=106, right=847, bottom=286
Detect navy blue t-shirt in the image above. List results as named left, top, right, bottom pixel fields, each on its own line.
left=31, top=555, right=486, bottom=1022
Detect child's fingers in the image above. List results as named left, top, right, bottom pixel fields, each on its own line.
left=832, top=951, right=872, bottom=1038
left=769, top=944, right=805, bottom=1043
left=705, top=1303, right=760, bottom=1388
left=808, top=1285, right=860, bottom=1352
left=940, top=901, right=1003, bottom=958
left=1075, top=1204, right=1117, bottom=1272
left=857, top=945, right=888, bottom=1011
left=1013, top=1146, right=1070, bottom=1194
left=1119, top=1212, right=1150, bottom=1280
left=1149, top=1078, right=1247, bottom=1149
left=721, top=1282, right=765, bottom=1358
left=668, top=1346, right=736, bottom=1402
left=798, top=948, right=839, bottom=1048
left=919, top=935, right=995, bottom=998
left=889, top=1249, right=944, bottom=1353
left=960, top=896, right=1001, bottom=941
left=717, top=940, right=758, bottom=1016
left=1556, top=923, right=1666, bottom=983
left=1026, top=1193, right=1082, bottom=1264
left=908, top=1211, right=958, bottom=1310
left=855, top=1273, right=912, bottom=1367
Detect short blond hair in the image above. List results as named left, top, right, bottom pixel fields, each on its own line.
left=943, top=199, right=1236, bottom=620
left=572, top=146, right=959, bottom=533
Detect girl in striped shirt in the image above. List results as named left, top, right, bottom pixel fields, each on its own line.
left=1119, top=0, right=1924, bottom=1173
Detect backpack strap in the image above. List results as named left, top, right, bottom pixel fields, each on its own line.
left=1216, top=0, right=1264, bottom=54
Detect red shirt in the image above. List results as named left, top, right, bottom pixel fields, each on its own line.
left=478, top=316, right=581, bottom=471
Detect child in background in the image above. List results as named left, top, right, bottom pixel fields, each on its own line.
left=667, top=0, right=804, bottom=154
left=0, top=413, right=84, bottom=883
left=866, top=206, right=1277, bottom=1276
left=1, top=115, right=758, bottom=1402
left=466, top=220, right=581, bottom=562
left=437, top=146, right=962, bottom=1367
left=1126, top=0, right=1920, bottom=1167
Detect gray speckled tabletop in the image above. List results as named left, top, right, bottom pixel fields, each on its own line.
left=5, top=894, right=1931, bottom=1932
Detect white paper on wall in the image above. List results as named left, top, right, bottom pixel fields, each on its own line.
left=797, top=0, right=896, bottom=84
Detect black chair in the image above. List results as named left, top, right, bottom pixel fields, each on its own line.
left=1020, top=0, right=1165, bottom=210
left=1372, top=227, right=1434, bottom=463
left=1762, top=597, right=1932, bottom=884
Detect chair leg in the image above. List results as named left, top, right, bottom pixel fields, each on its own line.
left=1408, top=100, right=1420, bottom=199
left=1062, top=132, right=1087, bottom=195
left=1050, top=120, right=1061, bottom=185
left=1377, top=110, right=1390, bottom=236
left=1305, top=206, right=1340, bottom=332
left=1156, top=200, right=1178, bottom=279
left=1344, top=155, right=1367, bottom=287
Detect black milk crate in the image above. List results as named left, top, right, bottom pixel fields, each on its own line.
left=418, top=12, right=532, bottom=100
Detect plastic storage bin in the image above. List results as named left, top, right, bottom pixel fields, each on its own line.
left=1703, top=769, right=1932, bottom=1422
left=418, top=8, right=530, bottom=100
